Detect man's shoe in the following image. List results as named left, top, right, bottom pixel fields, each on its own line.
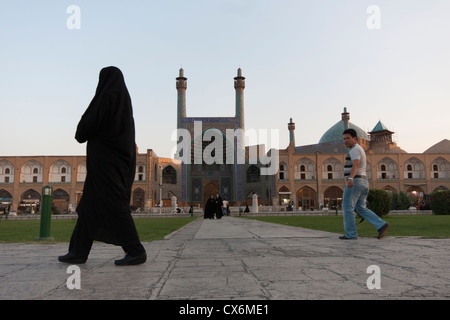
left=114, top=252, right=147, bottom=266
left=58, top=252, right=87, bottom=264
left=339, top=235, right=357, bottom=240
left=377, top=223, right=390, bottom=239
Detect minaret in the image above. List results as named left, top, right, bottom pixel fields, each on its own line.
left=176, top=68, right=187, bottom=129
left=288, top=118, right=295, bottom=146
left=342, top=107, right=350, bottom=130
left=234, top=68, right=245, bottom=130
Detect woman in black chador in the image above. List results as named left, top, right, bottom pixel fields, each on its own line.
left=58, top=66, right=146, bottom=266
left=214, top=193, right=223, bottom=219
left=204, top=195, right=215, bottom=219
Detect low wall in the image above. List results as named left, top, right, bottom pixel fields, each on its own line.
left=3, top=208, right=433, bottom=220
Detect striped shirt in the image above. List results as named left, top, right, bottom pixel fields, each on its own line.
left=344, top=144, right=367, bottom=177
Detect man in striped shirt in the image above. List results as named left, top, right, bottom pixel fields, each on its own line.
left=341, top=129, right=390, bottom=240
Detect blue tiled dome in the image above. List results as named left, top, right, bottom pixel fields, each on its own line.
left=319, top=120, right=369, bottom=144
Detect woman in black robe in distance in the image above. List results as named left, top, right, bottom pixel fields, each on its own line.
left=204, top=195, right=215, bottom=219
left=214, top=193, right=223, bottom=219
left=58, top=66, right=146, bottom=266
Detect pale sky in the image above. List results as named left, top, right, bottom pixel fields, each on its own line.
left=1, top=0, right=449, bottom=158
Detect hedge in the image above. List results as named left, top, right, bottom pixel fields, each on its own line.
left=391, top=191, right=412, bottom=210
left=367, top=189, right=392, bottom=217
left=430, top=190, right=450, bottom=215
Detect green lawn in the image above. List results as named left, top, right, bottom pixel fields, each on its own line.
left=242, top=215, right=450, bottom=239
left=0, top=217, right=197, bottom=243
left=2, top=215, right=449, bottom=242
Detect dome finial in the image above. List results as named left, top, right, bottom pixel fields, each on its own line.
left=342, top=107, right=350, bottom=126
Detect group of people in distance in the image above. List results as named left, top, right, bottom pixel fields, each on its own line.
left=204, top=193, right=229, bottom=219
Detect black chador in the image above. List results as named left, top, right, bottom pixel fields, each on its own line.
left=214, top=194, right=223, bottom=219
left=204, top=195, right=215, bottom=219
left=59, top=67, right=146, bottom=266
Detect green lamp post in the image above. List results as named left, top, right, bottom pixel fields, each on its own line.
left=36, top=185, right=54, bottom=241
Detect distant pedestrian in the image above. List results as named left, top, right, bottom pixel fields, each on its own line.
left=204, top=195, right=215, bottom=219
left=340, top=129, right=390, bottom=240
left=58, top=66, right=146, bottom=266
left=5, top=205, right=10, bottom=220
left=215, top=193, right=223, bottom=219
left=222, top=199, right=228, bottom=216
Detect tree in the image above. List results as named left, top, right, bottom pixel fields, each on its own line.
left=430, top=190, right=450, bottom=215
left=367, top=189, right=392, bottom=217
left=391, top=191, right=412, bottom=210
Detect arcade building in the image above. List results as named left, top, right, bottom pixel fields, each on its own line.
left=1, top=69, right=449, bottom=213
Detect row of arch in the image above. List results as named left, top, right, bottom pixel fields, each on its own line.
left=0, top=159, right=148, bottom=184
left=279, top=156, right=450, bottom=181
left=0, top=187, right=148, bottom=213
left=278, top=184, right=449, bottom=210
left=5, top=157, right=446, bottom=185
left=0, top=188, right=72, bottom=213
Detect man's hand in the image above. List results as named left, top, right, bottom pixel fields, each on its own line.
left=347, top=179, right=354, bottom=189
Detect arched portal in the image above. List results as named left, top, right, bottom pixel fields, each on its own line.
left=133, top=188, right=145, bottom=208
left=324, top=186, right=343, bottom=210
left=0, top=189, right=13, bottom=214
left=278, top=186, right=290, bottom=206
left=406, top=186, right=425, bottom=201
left=53, top=189, right=70, bottom=212
left=296, top=187, right=317, bottom=210
left=19, top=189, right=41, bottom=213
left=162, top=166, right=177, bottom=184
left=203, top=180, right=220, bottom=207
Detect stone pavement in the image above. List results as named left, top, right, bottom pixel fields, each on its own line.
left=0, top=217, right=449, bottom=300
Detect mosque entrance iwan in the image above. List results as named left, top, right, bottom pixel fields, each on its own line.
left=203, top=180, right=219, bottom=204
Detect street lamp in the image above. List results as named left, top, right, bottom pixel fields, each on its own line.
left=159, top=165, right=163, bottom=214
left=35, top=185, right=54, bottom=241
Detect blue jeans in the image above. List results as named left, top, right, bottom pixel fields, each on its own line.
left=342, top=178, right=387, bottom=238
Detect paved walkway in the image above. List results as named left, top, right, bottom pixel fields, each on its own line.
left=1, top=217, right=449, bottom=300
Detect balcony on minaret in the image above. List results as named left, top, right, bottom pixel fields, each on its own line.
left=288, top=118, right=296, bottom=146
left=176, top=68, right=187, bottom=90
